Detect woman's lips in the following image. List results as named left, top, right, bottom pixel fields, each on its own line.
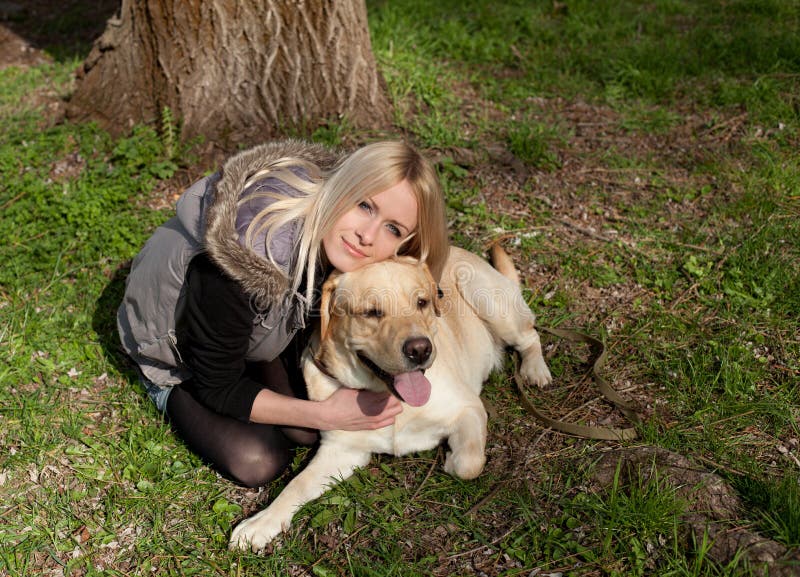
left=342, top=238, right=367, bottom=258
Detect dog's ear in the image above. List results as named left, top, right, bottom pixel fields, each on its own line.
left=319, top=272, right=341, bottom=340
left=419, top=262, right=442, bottom=317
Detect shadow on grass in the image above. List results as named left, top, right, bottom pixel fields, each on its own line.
left=1, top=0, right=120, bottom=61
left=91, top=260, right=143, bottom=393
left=89, top=259, right=323, bottom=490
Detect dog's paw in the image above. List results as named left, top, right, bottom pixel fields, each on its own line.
left=229, top=514, right=284, bottom=553
left=444, top=449, right=486, bottom=480
left=521, top=355, right=552, bottom=388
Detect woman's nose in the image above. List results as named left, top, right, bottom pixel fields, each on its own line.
left=356, top=219, right=380, bottom=245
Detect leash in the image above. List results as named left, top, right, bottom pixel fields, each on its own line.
left=312, top=325, right=640, bottom=440
left=513, top=326, right=640, bottom=441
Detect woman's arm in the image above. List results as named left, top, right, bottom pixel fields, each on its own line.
left=250, top=387, right=402, bottom=431
left=177, top=253, right=402, bottom=429
left=176, top=253, right=266, bottom=419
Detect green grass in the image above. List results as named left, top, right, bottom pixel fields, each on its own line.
left=734, top=472, right=800, bottom=548
left=2, top=0, right=800, bottom=575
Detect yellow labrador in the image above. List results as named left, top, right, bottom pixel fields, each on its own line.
left=230, top=246, right=551, bottom=551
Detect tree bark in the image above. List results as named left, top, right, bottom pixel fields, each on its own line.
left=66, top=0, right=392, bottom=145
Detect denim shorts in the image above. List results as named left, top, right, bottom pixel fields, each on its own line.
left=139, top=373, right=174, bottom=413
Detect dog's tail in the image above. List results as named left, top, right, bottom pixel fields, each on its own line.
left=490, top=244, right=520, bottom=286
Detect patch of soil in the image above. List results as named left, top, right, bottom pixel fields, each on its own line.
left=0, top=0, right=119, bottom=61
left=0, top=22, right=48, bottom=67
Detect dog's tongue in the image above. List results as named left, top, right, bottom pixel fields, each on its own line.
left=393, top=371, right=431, bottom=407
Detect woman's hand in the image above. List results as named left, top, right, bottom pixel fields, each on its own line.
left=317, top=388, right=403, bottom=431
left=249, top=386, right=402, bottom=432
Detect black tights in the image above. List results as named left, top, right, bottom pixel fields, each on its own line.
left=165, top=357, right=318, bottom=488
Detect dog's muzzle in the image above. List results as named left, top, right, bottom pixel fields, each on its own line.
left=357, top=352, right=432, bottom=407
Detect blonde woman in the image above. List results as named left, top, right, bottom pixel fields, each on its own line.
left=118, top=140, right=449, bottom=487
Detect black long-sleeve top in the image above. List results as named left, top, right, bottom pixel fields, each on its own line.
left=176, top=253, right=271, bottom=421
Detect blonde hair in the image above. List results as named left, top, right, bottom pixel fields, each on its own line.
left=242, top=141, right=449, bottom=305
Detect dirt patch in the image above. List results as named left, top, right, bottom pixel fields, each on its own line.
left=0, top=0, right=119, bottom=60
left=0, top=23, right=48, bottom=67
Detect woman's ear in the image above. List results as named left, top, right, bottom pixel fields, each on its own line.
left=319, top=272, right=341, bottom=340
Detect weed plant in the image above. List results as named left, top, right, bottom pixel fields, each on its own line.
left=1, top=1, right=799, bottom=575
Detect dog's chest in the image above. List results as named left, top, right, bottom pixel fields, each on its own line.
left=389, top=413, right=450, bottom=456
left=324, top=408, right=448, bottom=456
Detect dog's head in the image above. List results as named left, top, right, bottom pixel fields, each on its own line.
left=315, top=256, right=441, bottom=407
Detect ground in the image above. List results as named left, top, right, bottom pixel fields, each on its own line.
left=3, top=2, right=797, bottom=575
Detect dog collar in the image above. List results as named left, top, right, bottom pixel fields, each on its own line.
left=310, top=348, right=336, bottom=381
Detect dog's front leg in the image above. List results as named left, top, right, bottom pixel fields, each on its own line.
left=229, top=441, right=371, bottom=553
left=443, top=405, right=488, bottom=480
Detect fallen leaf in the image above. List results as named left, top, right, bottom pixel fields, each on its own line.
left=73, top=525, right=91, bottom=544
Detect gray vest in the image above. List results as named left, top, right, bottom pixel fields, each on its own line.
left=117, top=174, right=308, bottom=387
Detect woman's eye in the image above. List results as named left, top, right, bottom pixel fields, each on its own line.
left=386, top=223, right=401, bottom=237
left=358, top=200, right=372, bottom=213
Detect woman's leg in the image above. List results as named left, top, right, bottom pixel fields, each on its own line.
left=166, top=384, right=292, bottom=488
left=164, top=333, right=318, bottom=487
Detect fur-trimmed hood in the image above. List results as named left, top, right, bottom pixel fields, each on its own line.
left=200, top=139, right=343, bottom=309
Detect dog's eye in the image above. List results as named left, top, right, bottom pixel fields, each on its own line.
left=363, top=308, right=383, bottom=319
left=417, top=298, right=429, bottom=309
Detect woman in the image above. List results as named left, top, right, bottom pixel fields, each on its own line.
left=117, top=139, right=449, bottom=487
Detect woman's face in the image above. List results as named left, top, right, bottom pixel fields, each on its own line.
left=322, top=179, right=419, bottom=273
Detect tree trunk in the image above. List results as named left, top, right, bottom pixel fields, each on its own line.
left=66, top=0, right=392, bottom=145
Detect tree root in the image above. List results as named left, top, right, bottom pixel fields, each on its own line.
left=588, top=446, right=800, bottom=576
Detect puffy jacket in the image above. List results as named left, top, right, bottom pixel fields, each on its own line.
left=117, top=140, right=342, bottom=418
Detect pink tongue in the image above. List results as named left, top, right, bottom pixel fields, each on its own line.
left=393, top=371, right=431, bottom=407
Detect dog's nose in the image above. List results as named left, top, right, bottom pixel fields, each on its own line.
left=403, top=337, right=432, bottom=364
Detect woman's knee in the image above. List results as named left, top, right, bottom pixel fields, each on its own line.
left=224, top=436, right=291, bottom=488
left=165, top=385, right=291, bottom=488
